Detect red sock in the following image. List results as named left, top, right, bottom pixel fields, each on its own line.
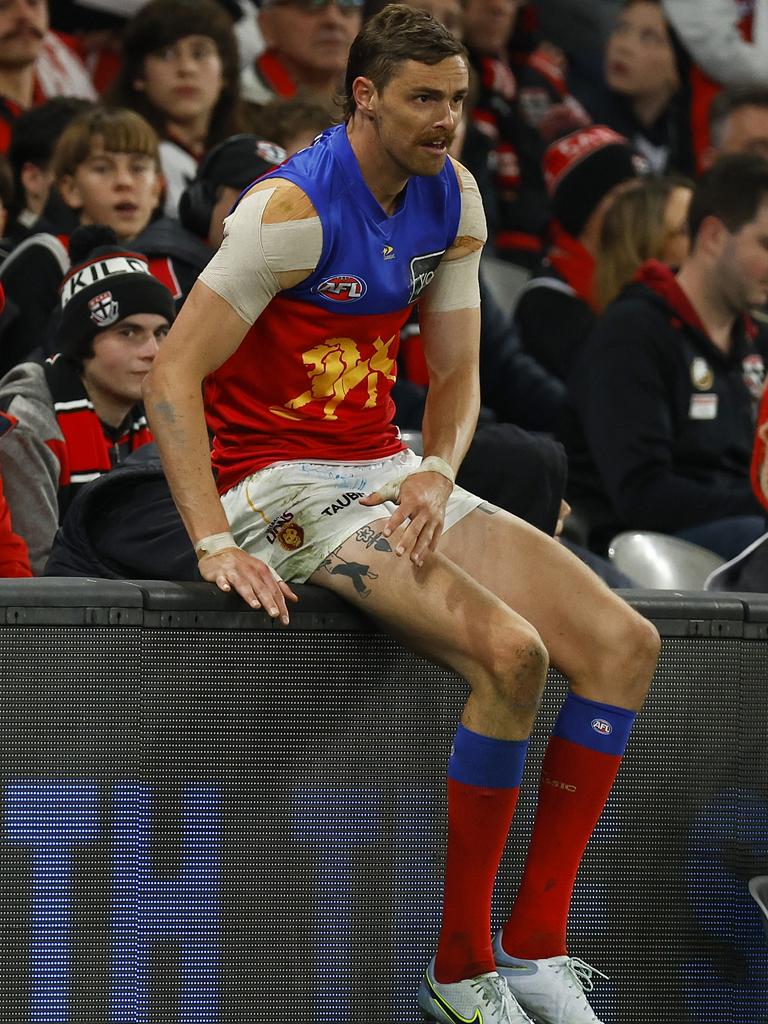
left=434, top=777, right=521, bottom=982
left=501, top=736, right=622, bottom=959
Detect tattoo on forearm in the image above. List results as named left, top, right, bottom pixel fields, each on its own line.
left=154, top=400, right=177, bottom=425
left=478, top=502, right=499, bottom=515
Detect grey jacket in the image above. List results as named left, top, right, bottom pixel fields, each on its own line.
left=0, top=363, right=64, bottom=574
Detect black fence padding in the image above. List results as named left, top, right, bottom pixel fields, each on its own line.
left=0, top=581, right=765, bottom=1023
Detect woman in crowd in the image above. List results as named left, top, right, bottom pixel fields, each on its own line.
left=595, top=174, right=693, bottom=310
left=110, top=0, right=249, bottom=216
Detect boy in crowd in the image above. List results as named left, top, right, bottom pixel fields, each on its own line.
left=0, top=105, right=210, bottom=370
left=0, top=226, right=175, bottom=573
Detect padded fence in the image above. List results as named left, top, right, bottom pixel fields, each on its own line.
left=0, top=579, right=766, bottom=1023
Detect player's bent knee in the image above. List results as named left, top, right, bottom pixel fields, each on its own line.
left=482, top=628, right=549, bottom=712
left=589, top=606, right=660, bottom=703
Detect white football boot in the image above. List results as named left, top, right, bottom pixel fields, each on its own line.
left=493, top=932, right=608, bottom=1024
left=418, top=957, right=535, bottom=1023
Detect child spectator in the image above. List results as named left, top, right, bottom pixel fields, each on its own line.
left=111, top=0, right=250, bottom=216
left=5, top=96, right=92, bottom=246
left=580, top=0, right=694, bottom=175
left=249, top=95, right=336, bottom=157
left=0, top=225, right=175, bottom=573
left=0, top=106, right=211, bottom=373
left=178, top=134, right=284, bottom=248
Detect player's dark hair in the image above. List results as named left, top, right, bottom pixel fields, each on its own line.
left=688, top=153, right=768, bottom=242
left=343, top=3, right=467, bottom=121
left=709, top=85, right=768, bottom=147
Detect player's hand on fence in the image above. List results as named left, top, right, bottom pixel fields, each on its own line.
left=197, top=547, right=298, bottom=624
left=361, top=471, right=452, bottom=567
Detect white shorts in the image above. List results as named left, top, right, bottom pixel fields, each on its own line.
left=220, top=449, right=483, bottom=582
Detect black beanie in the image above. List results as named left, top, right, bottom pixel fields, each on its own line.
left=543, top=126, right=642, bottom=238
left=57, top=226, right=176, bottom=362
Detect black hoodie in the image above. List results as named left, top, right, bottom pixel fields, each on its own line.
left=564, top=259, right=768, bottom=550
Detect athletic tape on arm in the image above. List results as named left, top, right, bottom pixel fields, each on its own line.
left=198, top=187, right=323, bottom=324
left=419, top=164, right=487, bottom=314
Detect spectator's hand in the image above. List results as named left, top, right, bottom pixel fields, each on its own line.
left=359, top=471, right=453, bottom=567
left=197, top=547, right=298, bottom=623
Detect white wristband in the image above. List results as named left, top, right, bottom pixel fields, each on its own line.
left=194, top=531, right=239, bottom=560
left=415, top=455, right=456, bottom=484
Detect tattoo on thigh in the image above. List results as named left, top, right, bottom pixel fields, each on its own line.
left=478, top=502, right=500, bottom=515
left=318, top=527, right=393, bottom=598
left=319, top=551, right=379, bottom=598
left=354, top=525, right=393, bottom=551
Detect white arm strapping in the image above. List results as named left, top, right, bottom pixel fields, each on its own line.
left=419, top=164, right=487, bottom=314
left=198, top=186, right=323, bottom=324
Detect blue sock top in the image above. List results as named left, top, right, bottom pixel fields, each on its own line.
left=447, top=723, right=529, bottom=789
left=552, top=692, right=636, bottom=756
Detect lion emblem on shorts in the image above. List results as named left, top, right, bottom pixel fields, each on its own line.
left=276, top=520, right=304, bottom=551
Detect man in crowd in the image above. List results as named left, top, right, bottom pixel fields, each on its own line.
left=144, top=7, right=659, bottom=1023
left=0, top=226, right=175, bottom=573
left=241, top=0, right=362, bottom=105
left=704, top=85, right=768, bottom=167
left=568, top=153, right=768, bottom=558
left=0, top=0, right=95, bottom=152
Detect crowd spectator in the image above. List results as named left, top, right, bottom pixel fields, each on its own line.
left=111, top=0, right=250, bottom=218
left=0, top=1, right=95, bottom=154
left=4, top=96, right=91, bottom=246
left=703, top=85, right=768, bottom=168
left=0, top=225, right=175, bottom=573
left=250, top=95, right=336, bottom=156
left=514, top=124, right=641, bottom=384
left=662, top=0, right=768, bottom=166
left=0, top=399, right=30, bottom=577
left=578, top=0, right=694, bottom=176
left=178, top=133, right=285, bottom=247
left=242, top=0, right=363, bottom=106
left=0, top=106, right=211, bottom=373
left=462, top=0, right=590, bottom=265
left=595, top=174, right=692, bottom=310
left=566, top=153, right=768, bottom=557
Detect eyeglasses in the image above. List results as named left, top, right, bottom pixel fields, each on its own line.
left=265, top=0, right=364, bottom=11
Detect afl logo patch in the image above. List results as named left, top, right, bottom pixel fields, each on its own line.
left=276, top=520, right=304, bottom=551
left=591, top=718, right=613, bottom=736
left=690, top=357, right=714, bottom=391
left=317, top=275, right=367, bottom=302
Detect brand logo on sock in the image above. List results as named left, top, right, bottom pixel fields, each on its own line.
left=543, top=774, right=576, bottom=792
left=591, top=718, right=613, bottom=736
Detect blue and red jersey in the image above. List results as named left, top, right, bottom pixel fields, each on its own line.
left=205, top=123, right=462, bottom=493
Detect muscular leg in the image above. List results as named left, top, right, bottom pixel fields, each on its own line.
left=439, top=503, right=660, bottom=709
left=309, top=521, right=547, bottom=982
left=310, top=520, right=549, bottom=739
left=439, top=504, right=661, bottom=964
